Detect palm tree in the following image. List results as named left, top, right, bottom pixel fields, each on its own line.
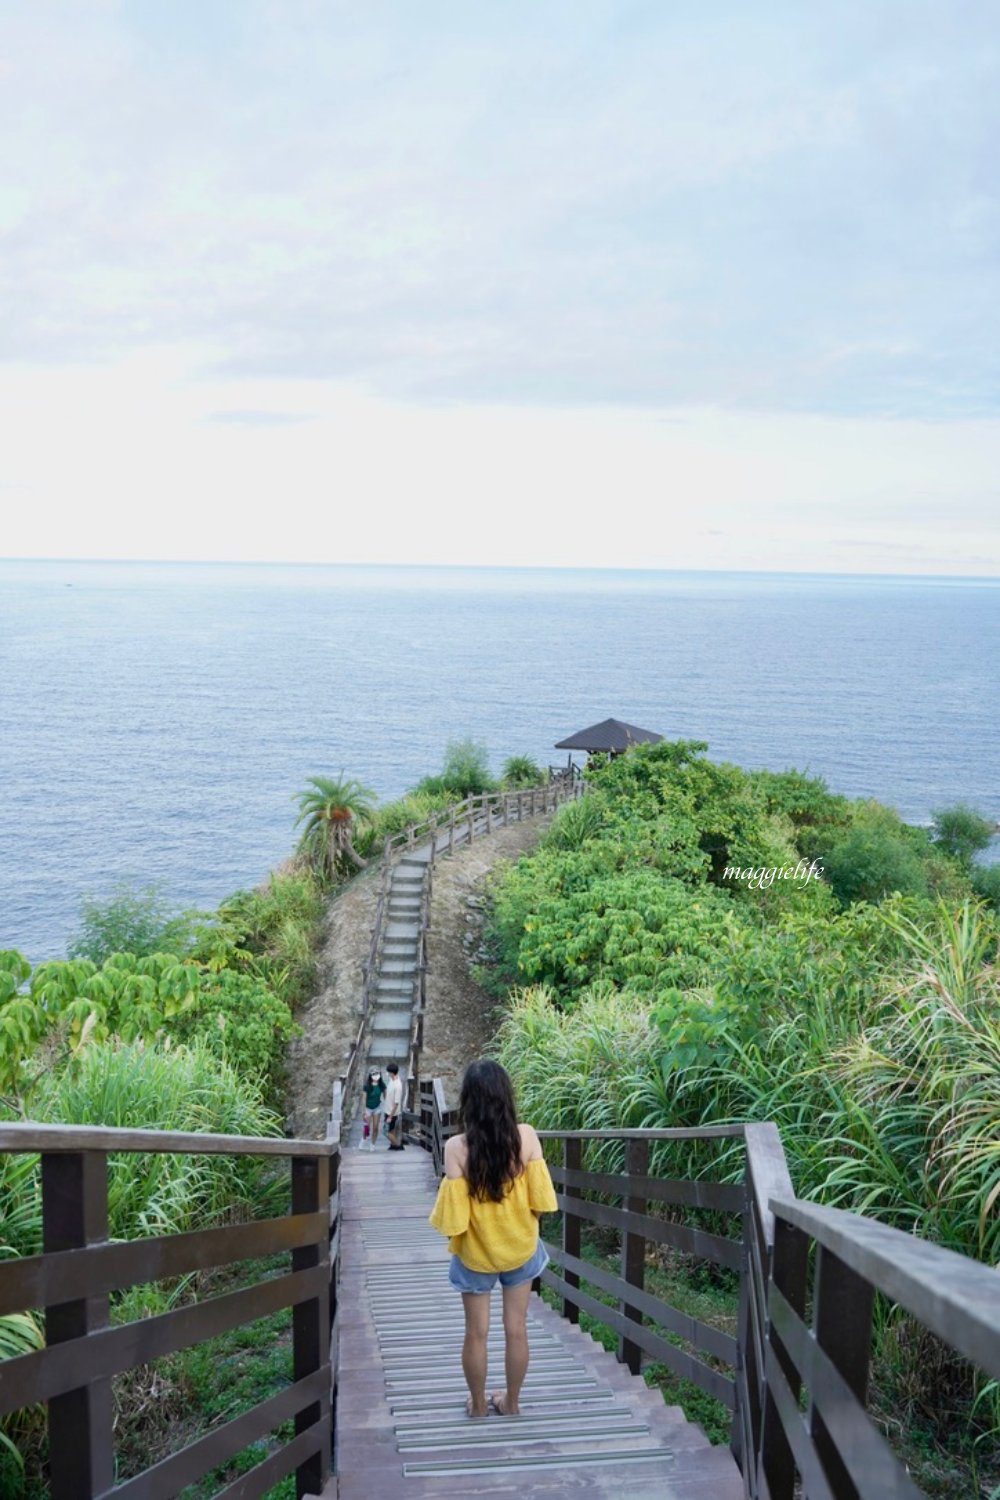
left=294, top=774, right=376, bottom=877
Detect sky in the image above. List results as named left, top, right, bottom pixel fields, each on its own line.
left=1, top=1, right=998, bottom=574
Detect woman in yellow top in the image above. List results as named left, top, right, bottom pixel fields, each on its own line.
left=429, top=1059, right=557, bottom=1418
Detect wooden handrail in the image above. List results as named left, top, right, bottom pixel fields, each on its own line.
left=0, top=1120, right=338, bottom=1157
left=769, top=1195, right=1000, bottom=1381
left=0, top=1125, right=341, bottom=1499
left=6, top=1090, right=999, bottom=1496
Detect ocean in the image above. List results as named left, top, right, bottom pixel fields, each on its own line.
left=1, top=560, right=997, bottom=964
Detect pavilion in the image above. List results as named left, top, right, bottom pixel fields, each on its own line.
left=554, top=717, right=663, bottom=767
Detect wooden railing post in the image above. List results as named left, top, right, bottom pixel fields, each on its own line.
left=325, top=1136, right=340, bottom=1476
left=809, top=1246, right=874, bottom=1500
left=43, top=1150, right=114, bottom=1500
left=530, top=786, right=537, bottom=815
left=292, top=1154, right=332, bottom=1499
left=562, top=1137, right=582, bottom=1324
left=619, top=1137, right=649, bottom=1374
left=758, top=1214, right=809, bottom=1500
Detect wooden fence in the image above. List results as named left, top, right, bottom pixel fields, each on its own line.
left=4, top=1090, right=1000, bottom=1497
left=0, top=1121, right=340, bottom=1500
left=409, top=1085, right=1000, bottom=1500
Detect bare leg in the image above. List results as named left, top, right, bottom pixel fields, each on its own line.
left=461, top=1291, right=490, bottom=1417
left=371, top=1113, right=381, bottom=1146
left=493, top=1277, right=532, bottom=1415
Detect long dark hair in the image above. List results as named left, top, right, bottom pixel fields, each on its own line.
left=460, top=1060, right=522, bottom=1202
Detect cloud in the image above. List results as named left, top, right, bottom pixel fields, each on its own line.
left=0, top=2, right=997, bottom=418
left=205, top=410, right=317, bottom=426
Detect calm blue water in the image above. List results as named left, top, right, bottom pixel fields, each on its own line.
left=2, top=560, right=998, bottom=964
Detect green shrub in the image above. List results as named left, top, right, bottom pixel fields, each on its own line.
left=749, top=767, right=851, bottom=830
left=413, top=738, right=496, bottom=798
left=508, top=867, right=734, bottom=998
left=172, top=970, right=296, bottom=1108
left=543, top=794, right=607, bottom=851
left=932, top=804, right=995, bottom=867
left=354, top=789, right=455, bottom=855
left=1, top=1040, right=285, bottom=1259
left=68, top=884, right=194, bottom=964
left=199, top=869, right=324, bottom=1005
left=821, top=807, right=931, bottom=904
left=502, top=756, right=545, bottom=788
left=971, top=863, right=1000, bottom=911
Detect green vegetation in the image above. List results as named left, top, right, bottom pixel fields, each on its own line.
left=502, top=754, right=545, bottom=788
left=68, top=882, right=196, bottom=964
left=1, top=751, right=549, bottom=1494
left=932, top=802, right=996, bottom=868
left=294, top=773, right=376, bottom=876
left=413, top=737, right=497, bottom=798
left=6, top=741, right=994, bottom=1492
left=485, top=741, right=998, bottom=1487
left=0, top=1043, right=285, bottom=1495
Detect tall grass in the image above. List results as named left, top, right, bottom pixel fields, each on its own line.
left=497, top=905, right=1000, bottom=1488
left=1, top=1040, right=287, bottom=1492
left=501, top=905, right=1000, bottom=1261
left=2, top=1040, right=285, bottom=1259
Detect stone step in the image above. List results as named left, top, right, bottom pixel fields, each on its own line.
left=372, top=1010, right=411, bottom=1032
left=384, top=914, right=421, bottom=929
left=367, top=1035, right=410, bottom=1062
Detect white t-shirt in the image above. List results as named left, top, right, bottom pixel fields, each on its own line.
left=384, top=1075, right=403, bottom=1116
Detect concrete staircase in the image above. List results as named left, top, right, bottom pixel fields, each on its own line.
left=367, top=851, right=431, bottom=1072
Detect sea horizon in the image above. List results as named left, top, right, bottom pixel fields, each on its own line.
left=4, top=556, right=999, bottom=586
left=3, top=559, right=997, bottom=963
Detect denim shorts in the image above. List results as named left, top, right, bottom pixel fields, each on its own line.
left=448, top=1239, right=549, bottom=1294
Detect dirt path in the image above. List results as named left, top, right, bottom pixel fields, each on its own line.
left=287, top=863, right=382, bottom=1139
left=288, top=816, right=547, bottom=1136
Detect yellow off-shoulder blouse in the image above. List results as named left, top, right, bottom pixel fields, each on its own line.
left=428, top=1158, right=558, bottom=1273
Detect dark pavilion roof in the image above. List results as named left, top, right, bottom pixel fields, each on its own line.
left=554, top=718, right=664, bottom=753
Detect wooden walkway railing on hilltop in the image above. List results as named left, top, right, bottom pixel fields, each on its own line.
left=333, top=779, right=585, bottom=1136
left=0, top=1121, right=340, bottom=1499
left=4, top=1089, right=1000, bottom=1496
left=404, top=1087, right=1000, bottom=1500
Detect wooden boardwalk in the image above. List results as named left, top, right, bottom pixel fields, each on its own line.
left=329, top=1143, right=743, bottom=1499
